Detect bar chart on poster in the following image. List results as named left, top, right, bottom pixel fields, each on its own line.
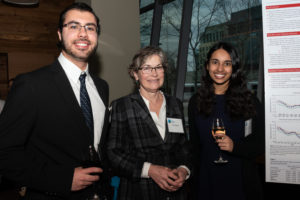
left=262, top=0, right=300, bottom=184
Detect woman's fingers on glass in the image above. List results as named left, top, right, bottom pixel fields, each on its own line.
left=215, top=134, right=224, bottom=140
left=218, top=136, right=234, bottom=152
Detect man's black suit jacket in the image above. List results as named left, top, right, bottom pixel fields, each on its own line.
left=0, top=60, right=111, bottom=199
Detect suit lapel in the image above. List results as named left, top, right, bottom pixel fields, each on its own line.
left=164, top=95, right=183, bottom=142
left=130, top=92, right=165, bottom=144
left=90, top=74, right=109, bottom=159
left=164, top=95, right=172, bottom=142
left=91, top=74, right=108, bottom=107
left=50, top=60, right=92, bottom=142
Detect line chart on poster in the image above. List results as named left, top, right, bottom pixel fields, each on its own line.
left=271, top=122, right=300, bottom=142
left=270, top=96, right=300, bottom=119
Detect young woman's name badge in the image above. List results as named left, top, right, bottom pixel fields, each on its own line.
left=245, top=119, right=252, bottom=137
left=167, top=118, right=184, bottom=133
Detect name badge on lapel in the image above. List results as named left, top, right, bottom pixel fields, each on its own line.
left=167, top=118, right=184, bottom=133
left=245, top=119, right=252, bottom=137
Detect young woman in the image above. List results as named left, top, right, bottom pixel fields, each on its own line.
left=188, top=42, right=264, bottom=200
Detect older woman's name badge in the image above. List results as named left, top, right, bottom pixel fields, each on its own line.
left=167, top=118, right=184, bottom=133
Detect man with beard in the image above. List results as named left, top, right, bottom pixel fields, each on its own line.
left=0, top=3, right=112, bottom=200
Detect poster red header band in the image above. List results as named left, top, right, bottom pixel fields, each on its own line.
left=267, top=32, right=300, bottom=37
left=268, top=68, right=300, bottom=73
left=266, top=3, right=300, bottom=9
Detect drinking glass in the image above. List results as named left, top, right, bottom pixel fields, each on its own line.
left=211, top=118, right=228, bottom=164
left=82, top=145, right=107, bottom=200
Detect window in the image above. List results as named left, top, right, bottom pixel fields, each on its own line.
left=140, top=0, right=154, bottom=8
left=140, top=0, right=263, bottom=122
left=159, top=0, right=183, bottom=95
left=140, top=10, right=153, bottom=47
left=185, top=0, right=262, bottom=103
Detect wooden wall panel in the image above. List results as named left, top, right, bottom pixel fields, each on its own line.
left=0, top=53, right=8, bottom=98
left=8, top=52, right=56, bottom=79
left=0, top=0, right=74, bottom=99
left=0, top=0, right=74, bottom=53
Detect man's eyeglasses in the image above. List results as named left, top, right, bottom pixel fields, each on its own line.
left=63, top=22, right=98, bottom=34
left=138, top=65, right=165, bottom=74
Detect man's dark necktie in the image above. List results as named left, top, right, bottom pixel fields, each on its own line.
left=79, top=73, right=94, bottom=142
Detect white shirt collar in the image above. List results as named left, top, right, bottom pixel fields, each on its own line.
left=58, top=53, right=91, bottom=83
left=140, top=91, right=166, bottom=111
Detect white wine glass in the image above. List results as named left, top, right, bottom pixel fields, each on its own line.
left=211, top=118, right=228, bottom=164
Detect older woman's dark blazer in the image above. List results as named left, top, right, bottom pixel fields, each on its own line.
left=107, top=92, right=192, bottom=200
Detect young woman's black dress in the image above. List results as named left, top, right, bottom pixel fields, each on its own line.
left=189, top=95, right=248, bottom=200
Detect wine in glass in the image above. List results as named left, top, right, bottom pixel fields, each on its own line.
left=212, top=118, right=228, bottom=164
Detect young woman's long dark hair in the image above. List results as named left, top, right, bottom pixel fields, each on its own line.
left=196, top=42, right=256, bottom=119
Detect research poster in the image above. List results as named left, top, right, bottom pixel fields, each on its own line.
left=262, top=0, right=300, bottom=184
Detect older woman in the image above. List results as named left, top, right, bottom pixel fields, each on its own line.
left=107, top=46, right=192, bottom=200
